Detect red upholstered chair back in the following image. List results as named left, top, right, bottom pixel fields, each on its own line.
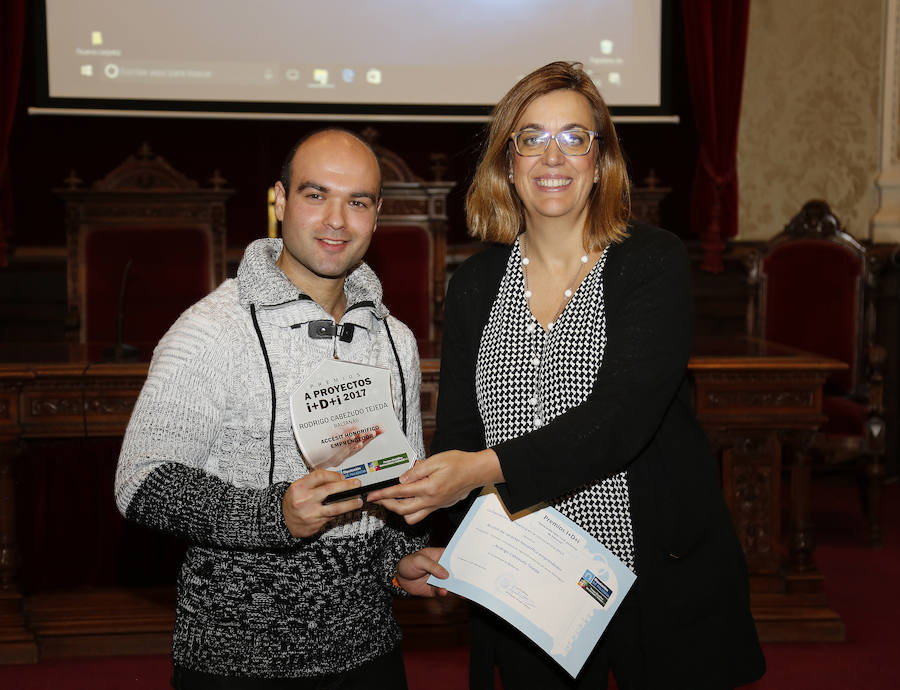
left=762, top=239, right=862, bottom=393
left=82, top=226, right=213, bottom=350
left=57, top=143, right=231, bottom=358
left=752, top=200, right=869, bottom=396
left=748, top=200, right=889, bottom=547
left=365, top=224, right=432, bottom=341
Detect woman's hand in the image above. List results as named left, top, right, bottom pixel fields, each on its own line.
left=394, top=547, right=449, bottom=597
left=367, top=449, right=503, bottom=524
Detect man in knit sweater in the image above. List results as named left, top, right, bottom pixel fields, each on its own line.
left=115, top=129, right=448, bottom=689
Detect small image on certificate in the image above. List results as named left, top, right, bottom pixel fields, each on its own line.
left=289, top=359, right=417, bottom=499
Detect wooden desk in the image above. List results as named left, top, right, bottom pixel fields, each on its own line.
left=691, top=337, right=847, bottom=642
left=0, top=341, right=844, bottom=662
left=0, top=346, right=150, bottom=662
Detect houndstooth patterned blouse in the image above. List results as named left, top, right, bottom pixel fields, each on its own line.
left=475, top=237, right=636, bottom=571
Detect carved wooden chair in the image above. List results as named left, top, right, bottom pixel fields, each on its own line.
left=747, top=199, right=886, bottom=546
left=56, top=143, right=232, bottom=359
left=362, top=131, right=455, bottom=352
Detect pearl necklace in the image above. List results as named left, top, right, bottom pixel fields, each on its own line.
left=520, top=234, right=588, bottom=330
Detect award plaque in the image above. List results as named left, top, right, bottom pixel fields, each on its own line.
left=289, top=358, right=417, bottom=502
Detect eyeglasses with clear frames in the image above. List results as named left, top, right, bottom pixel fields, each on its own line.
left=509, top=128, right=600, bottom=157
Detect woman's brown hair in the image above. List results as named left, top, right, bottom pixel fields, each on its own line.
left=466, top=61, right=631, bottom=249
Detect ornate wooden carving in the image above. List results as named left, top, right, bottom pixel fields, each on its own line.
left=354, top=128, right=455, bottom=345
left=716, top=430, right=781, bottom=574
left=26, top=395, right=136, bottom=418
left=55, top=144, right=233, bottom=345
left=359, top=127, right=423, bottom=184
left=381, top=199, right=428, bottom=216
left=630, top=170, right=671, bottom=225
left=704, top=389, right=815, bottom=409
left=92, top=142, right=198, bottom=191
left=732, top=462, right=777, bottom=561
left=80, top=205, right=216, bottom=220
left=782, top=200, right=845, bottom=239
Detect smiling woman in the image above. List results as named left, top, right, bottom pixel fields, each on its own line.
left=509, top=90, right=601, bottom=246
left=369, top=62, right=765, bottom=689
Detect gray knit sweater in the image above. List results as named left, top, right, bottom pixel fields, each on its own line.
left=115, top=238, right=426, bottom=678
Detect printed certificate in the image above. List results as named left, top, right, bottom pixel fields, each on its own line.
left=288, top=359, right=417, bottom=500
left=428, top=488, right=636, bottom=678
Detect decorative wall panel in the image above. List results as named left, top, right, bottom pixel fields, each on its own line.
left=738, top=0, right=882, bottom=240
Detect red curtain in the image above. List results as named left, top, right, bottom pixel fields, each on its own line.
left=682, top=0, right=751, bottom=273
left=1, top=0, right=26, bottom=268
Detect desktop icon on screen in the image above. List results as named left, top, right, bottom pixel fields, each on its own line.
left=91, top=31, right=103, bottom=46
left=313, top=69, right=329, bottom=86
left=80, top=65, right=94, bottom=77
left=366, top=68, right=381, bottom=85
left=342, top=68, right=355, bottom=83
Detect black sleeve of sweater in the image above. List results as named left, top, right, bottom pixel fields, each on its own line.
left=126, top=464, right=298, bottom=551
left=494, top=227, right=694, bottom=513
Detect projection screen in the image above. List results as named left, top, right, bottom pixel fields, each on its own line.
left=32, top=0, right=672, bottom=121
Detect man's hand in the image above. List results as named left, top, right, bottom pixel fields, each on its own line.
left=282, top=470, right=363, bottom=537
left=394, top=547, right=449, bottom=597
left=367, top=449, right=503, bottom=524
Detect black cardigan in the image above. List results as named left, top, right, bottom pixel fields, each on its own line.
left=432, top=224, right=765, bottom=688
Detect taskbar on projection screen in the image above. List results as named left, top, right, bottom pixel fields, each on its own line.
left=28, top=99, right=679, bottom=123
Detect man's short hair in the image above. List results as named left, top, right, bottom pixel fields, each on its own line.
left=279, top=128, right=383, bottom=199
